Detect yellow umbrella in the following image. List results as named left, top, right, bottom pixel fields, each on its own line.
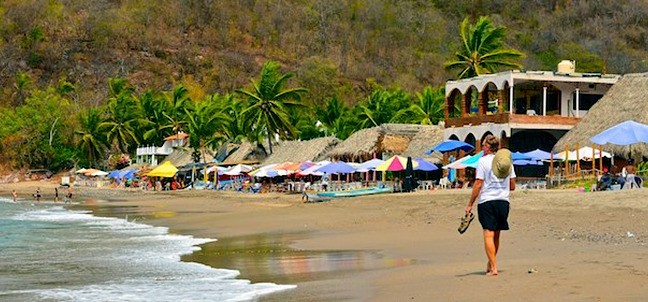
left=147, top=161, right=178, bottom=178
left=375, top=155, right=419, bottom=171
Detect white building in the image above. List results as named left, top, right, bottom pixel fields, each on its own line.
left=135, top=132, right=188, bottom=166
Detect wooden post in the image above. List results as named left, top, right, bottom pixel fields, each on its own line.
left=575, top=143, right=580, bottom=175
left=549, top=148, right=555, bottom=187
left=591, top=144, right=596, bottom=176
left=599, top=145, right=604, bottom=173
left=565, top=144, right=570, bottom=177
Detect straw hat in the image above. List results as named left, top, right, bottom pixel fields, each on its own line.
left=492, top=149, right=512, bottom=178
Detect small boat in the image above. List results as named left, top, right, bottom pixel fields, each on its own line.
left=304, top=186, right=392, bottom=202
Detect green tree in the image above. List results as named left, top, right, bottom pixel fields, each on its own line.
left=101, top=78, right=140, bottom=153
left=184, top=99, right=229, bottom=163
left=355, top=87, right=409, bottom=128
left=236, top=61, right=307, bottom=154
left=162, top=85, right=192, bottom=136
left=138, top=89, right=171, bottom=145
left=12, top=72, right=33, bottom=106
left=444, top=16, right=524, bottom=79
left=75, top=107, right=108, bottom=167
left=392, top=86, right=445, bottom=125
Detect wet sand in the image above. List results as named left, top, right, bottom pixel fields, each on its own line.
left=3, top=181, right=648, bottom=301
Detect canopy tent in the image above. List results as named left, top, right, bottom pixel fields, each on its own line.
left=354, top=158, right=386, bottom=172
left=511, top=152, right=534, bottom=161
left=414, top=158, right=439, bottom=171
left=426, top=140, right=475, bottom=154
left=375, top=155, right=419, bottom=172
left=147, top=161, right=178, bottom=178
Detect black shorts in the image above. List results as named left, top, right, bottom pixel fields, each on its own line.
left=478, top=200, right=510, bottom=231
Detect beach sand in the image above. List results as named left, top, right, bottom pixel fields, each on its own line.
left=3, top=181, right=648, bottom=301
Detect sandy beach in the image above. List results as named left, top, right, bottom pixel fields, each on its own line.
left=3, top=181, right=648, bottom=301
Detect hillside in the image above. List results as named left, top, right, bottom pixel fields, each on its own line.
left=1, top=0, right=648, bottom=106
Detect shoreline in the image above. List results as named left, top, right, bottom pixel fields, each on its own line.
left=3, top=181, right=648, bottom=301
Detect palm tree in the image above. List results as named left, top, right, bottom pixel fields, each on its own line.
left=236, top=61, right=307, bottom=154
left=392, top=86, right=446, bottom=125
left=101, top=80, right=141, bottom=153
left=74, top=107, right=107, bottom=166
left=12, top=71, right=33, bottom=106
left=444, top=16, right=524, bottom=79
left=162, top=85, right=192, bottom=136
left=184, top=99, right=229, bottom=163
left=315, top=96, right=348, bottom=136
left=138, top=89, right=170, bottom=145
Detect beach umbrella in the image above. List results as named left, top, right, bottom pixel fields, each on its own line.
left=107, top=170, right=120, bottom=179
left=147, top=161, right=178, bottom=177
left=590, top=120, right=648, bottom=145
left=298, top=160, right=330, bottom=176
left=426, top=140, right=475, bottom=155
left=315, top=161, right=356, bottom=174
left=442, top=151, right=484, bottom=169
left=554, top=147, right=612, bottom=161
left=299, top=161, right=315, bottom=170
left=414, top=158, right=439, bottom=171
left=523, top=149, right=559, bottom=160
left=223, top=164, right=253, bottom=176
left=90, top=170, right=109, bottom=177
left=375, top=155, right=419, bottom=171
left=511, top=152, right=534, bottom=161
left=513, top=159, right=544, bottom=166
left=119, top=169, right=138, bottom=179
left=354, top=158, right=386, bottom=172
left=403, top=157, right=415, bottom=192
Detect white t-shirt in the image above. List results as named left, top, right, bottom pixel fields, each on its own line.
left=476, top=154, right=516, bottom=204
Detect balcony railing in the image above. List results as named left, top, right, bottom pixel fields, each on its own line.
left=136, top=145, right=173, bottom=156
left=445, top=113, right=580, bottom=128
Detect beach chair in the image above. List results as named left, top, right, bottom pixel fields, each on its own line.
left=439, top=177, right=450, bottom=189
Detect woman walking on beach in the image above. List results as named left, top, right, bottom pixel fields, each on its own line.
left=465, top=135, right=516, bottom=276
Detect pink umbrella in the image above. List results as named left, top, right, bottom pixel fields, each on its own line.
left=375, top=155, right=418, bottom=171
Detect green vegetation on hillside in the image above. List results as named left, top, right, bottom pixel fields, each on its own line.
left=2, top=0, right=647, bottom=171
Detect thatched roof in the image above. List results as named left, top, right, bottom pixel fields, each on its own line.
left=401, top=125, right=444, bottom=163
left=328, top=123, right=444, bottom=161
left=220, top=141, right=268, bottom=165
left=555, top=73, right=648, bottom=159
left=163, top=147, right=215, bottom=167
left=327, top=126, right=383, bottom=159
left=262, top=136, right=340, bottom=164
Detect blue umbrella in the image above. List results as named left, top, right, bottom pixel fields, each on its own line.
left=590, top=120, right=648, bottom=145
left=513, top=159, right=543, bottom=166
left=119, top=169, right=138, bottom=179
left=107, top=170, right=120, bottom=179
left=414, top=158, right=439, bottom=171
left=354, top=158, right=386, bottom=172
left=522, top=149, right=555, bottom=160
left=426, top=140, right=475, bottom=154
left=316, top=161, right=356, bottom=174
left=511, top=151, right=534, bottom=161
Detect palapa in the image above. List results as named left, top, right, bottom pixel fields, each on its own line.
left=555, top=73, right=648, bottom=159
left=262, top=136, right=339, bottom=165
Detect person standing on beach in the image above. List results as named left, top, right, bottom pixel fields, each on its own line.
left=54, top=187, right=59, bottom=202
left=465, top=135, right=516, bottom=276
left=34, top=187, right=42, bottom=202
left=65, top=186, right=73, bottom=203
left=12, top=190, right=17, bottom=202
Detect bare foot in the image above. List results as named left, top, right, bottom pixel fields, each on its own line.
left=486, top=270, right=498, bottom=276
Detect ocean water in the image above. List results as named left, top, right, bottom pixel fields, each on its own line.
left=0, top=197, right=295, bottom=302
